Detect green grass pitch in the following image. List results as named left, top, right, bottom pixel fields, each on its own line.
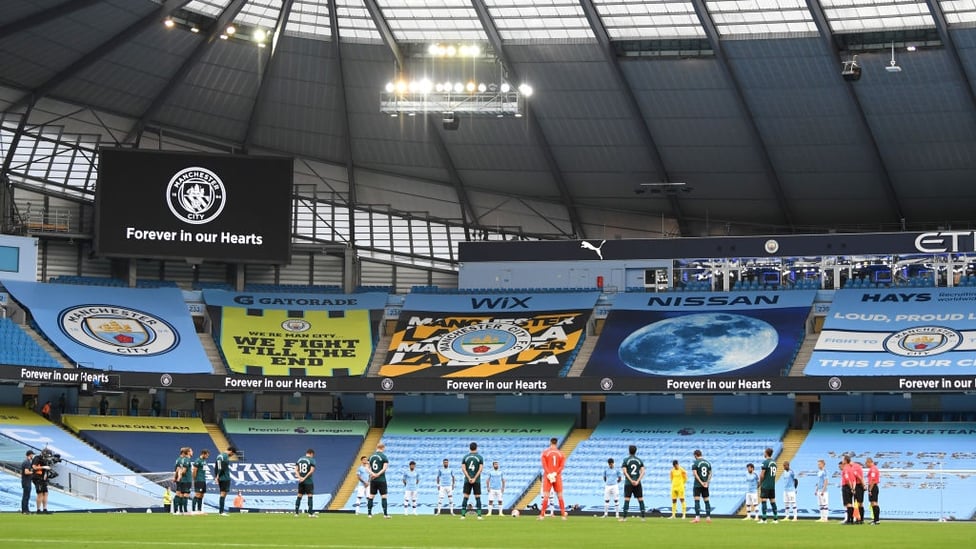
left=2, top=512, right=972, bottom=548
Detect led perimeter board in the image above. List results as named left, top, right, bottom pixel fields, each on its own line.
left=94, top=149, right=293, bottom=264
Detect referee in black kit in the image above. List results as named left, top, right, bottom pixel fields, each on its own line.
left=21, top=450, right=34, bottom=514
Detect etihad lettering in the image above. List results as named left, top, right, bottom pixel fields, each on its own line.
left=915, top=230, right=976, bottom=253
left=646, top=295, right=780, bottom=307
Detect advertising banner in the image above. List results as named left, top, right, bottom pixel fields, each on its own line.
left=806, top=287, right=976, bottom=376
left=585, top=291, right=815, bottom=378
left=380, top=292, right=599, bottom=379
left=222, top=419, right=369, bottom=437
left=380, top=309, right=591, bottom=379
left=62, top=415, right=207, bottom=433
left=214, top=306, right=375, bottom=376
left=202, top=290, right=388, bottom=311
left=3, top=281, right=210, bottom=373
left=94, top=149, right=292, bottom=264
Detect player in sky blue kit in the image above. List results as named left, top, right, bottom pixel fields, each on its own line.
left=815, top=459, right=829, bottom=522
left=744, top=463, right=759, bottom=521
left=403, top=461, right=420, bottom=515
left=603, top=458, right=621, bottom=518
left=355, top=456, right=370, bottom=514
left=781, top=461, right=798, bottom=521
left=435, top=458, right=455, bottom=515
left=485, top=460, right=506, bottom=516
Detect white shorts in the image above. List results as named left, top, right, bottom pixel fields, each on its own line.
left=604, top=485, right=620, bottom=501
left=437, top=486, right=453, bottom=499
left=745, top=492, right=758, bottom=506
left=404, top=490, right=418, bottom=500
left=817, top=490, right=829, bottom=508
left=488, top=489, right=502, bottom=501
left=784, top=491, right=796, bottom=505
left=356, top=484, right=367, bottom=498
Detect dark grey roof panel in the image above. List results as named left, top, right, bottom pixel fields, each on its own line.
left=0, top=0, right=67, bottom=25
left=51, top=25, right=202, bottom=116
left=249, top=36, right=345, bottom=160
left=0, top=1, right=153, bottom=89
left=460, top=169, right=557, bottom=196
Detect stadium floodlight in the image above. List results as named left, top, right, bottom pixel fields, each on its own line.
left=381, top=79, right=528, bottom=118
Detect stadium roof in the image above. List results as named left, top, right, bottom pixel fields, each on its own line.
left=1, top=0, right=976, bottom=242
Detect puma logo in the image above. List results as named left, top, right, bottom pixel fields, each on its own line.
left=580, top=240, right=606, bottom=260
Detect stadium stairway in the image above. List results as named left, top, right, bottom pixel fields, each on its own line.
left=736, top=428, right=809, bottom=516
left=198, top=334, right=227, bottom=375
left=366, top=333, right=394, bottom=376
left=329, top=427, right=384, bottom=510
left=789, top=333, right=819, bottom=376
left=565, top=336, right=598, bottom=377
left=22, top=323, right=74, bottom=369
left=205, top=423, right=233, bottom=455
left=514, top=428, right=593, bottom=511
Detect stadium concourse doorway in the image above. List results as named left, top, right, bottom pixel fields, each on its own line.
left=375, top=396, right=392, bottom=427
left=196, top=393, right=215, bottom=423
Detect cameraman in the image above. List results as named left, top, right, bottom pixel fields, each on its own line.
left=21, top=450, right=34, bottom=514
left=32, top=449, right=55, bottom=514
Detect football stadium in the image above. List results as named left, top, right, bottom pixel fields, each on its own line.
left=1, top=1, right=975, bottom=547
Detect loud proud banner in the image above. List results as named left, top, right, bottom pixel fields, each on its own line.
left=806, top=287, right=976, bottom=376
left=379, top=292, right=599, bottom=378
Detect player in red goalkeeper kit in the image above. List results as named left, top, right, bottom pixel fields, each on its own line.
left=540, top=437, right=567, bottom=520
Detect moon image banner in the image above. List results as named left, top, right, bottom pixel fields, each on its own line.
left=585, top=291, right=815, bottom=378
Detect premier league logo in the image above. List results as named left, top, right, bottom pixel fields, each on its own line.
left=166, top=167, right=226, bottom=225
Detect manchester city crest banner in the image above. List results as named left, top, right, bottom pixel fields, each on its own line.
left=805, top=287, right=976, bottom=376
left=584, top=291, right=816, bottom=378
left=2, top=281, right=210, bottom=373
left=379, top=292, right=599, bottom=379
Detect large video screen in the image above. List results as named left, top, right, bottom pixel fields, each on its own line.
left=94, top=149, right=292, bottom=264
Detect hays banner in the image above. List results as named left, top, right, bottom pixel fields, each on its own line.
left=805, top=287, right=976, bottom=376
left=212, top=306, right=377, bottom=376
left=94, top=149, right=292, bottom=264
left=3, top=281, right=210, bottom=373
left=585, top=291, right=816, bottom=378
left=379, top=292, right=600, bottom=378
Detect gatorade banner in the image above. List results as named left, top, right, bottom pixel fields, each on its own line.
left=585, top=291, right=815, bottom=378
left=214, top=307, right=375, bottom=376
left=3, top=281, right=210, bottom=373
left=805, top=287, right=976, bottom=376
left=202, top=290, right=388, bottom=311
left=206, top=290, right=385, bottom=377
